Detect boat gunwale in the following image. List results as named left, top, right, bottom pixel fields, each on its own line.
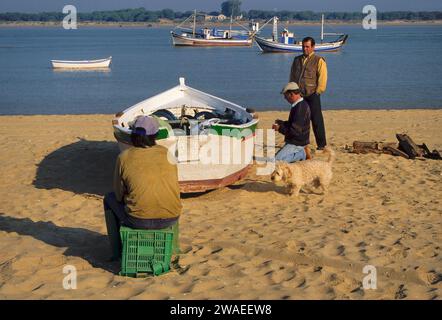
left=51, top=56, right=112, bottom=64
left=113, top=82, right=259, bottom=135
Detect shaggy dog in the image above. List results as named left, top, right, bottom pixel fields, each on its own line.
left=271, top=147, right=335, bottom=196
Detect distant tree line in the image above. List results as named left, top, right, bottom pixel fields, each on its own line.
left=1, top=8, right=441, bottom=23
left=0, top=8, right=193, bottom=23
left=247, top=10, right=442, bottom=21
left=221, top=0, right=242, bottom=17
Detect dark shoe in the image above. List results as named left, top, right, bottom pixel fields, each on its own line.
left=107, top=255, right=121, bottom=263
left=317, top=146, right=325, bottom=151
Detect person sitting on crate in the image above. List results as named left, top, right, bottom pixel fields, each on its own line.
left=103, top=116, right=183, bottom=261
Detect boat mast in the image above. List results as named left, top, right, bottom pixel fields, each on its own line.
left=193, top=9, right=196, bottom=37
left=272, top=16, right=278, bottom=41
left=321, top=14, right=324, bottom=42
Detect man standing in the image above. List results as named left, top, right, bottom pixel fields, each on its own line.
left=289, top=36, right=328, bottom=150
left=272, top=82, right=311, bottom=162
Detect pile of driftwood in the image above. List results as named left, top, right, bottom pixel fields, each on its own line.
left=352, top=134, right=442, bottom=160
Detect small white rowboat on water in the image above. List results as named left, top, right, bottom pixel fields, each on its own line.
left=51, top=56, right=112, bottom=69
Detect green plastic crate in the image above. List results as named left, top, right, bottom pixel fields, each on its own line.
left=119, top=226, right=175, bottom=277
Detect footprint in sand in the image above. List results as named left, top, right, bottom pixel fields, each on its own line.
left=417, top=270, right=441, bottom=285
left=295, top=277, right=307, bottom=288
left=394, top=284, right=407, bottom=299
left=336, top=245, right=346, bottom=256
left=271, top=269, right=296, bottom=284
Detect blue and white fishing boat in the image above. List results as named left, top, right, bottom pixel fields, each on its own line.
left=255, top=15, right=348, bottom=53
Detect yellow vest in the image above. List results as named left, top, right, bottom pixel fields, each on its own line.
left=290, top=53, right=326, bottom=97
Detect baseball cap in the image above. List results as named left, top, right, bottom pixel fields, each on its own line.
left=280, top=82, right=300, bottom=94
left=133, top=116, right=159, bottom=136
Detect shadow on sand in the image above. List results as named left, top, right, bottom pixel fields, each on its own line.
left=33, top=138, right=119, bottom=197
left=227, top=180, right=288, bottom=194
left=32, top=138, right=216, bottom=199
left=26, top=139, right=217, bottom=272
left=0, top=213, right=119, bottom=274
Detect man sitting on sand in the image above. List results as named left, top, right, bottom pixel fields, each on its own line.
left=272, top=82, right=311, bottom=162
left=103, top=116, right=182, bottom=260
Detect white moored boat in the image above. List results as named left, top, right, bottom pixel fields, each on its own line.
left=171, top=31, right=253, bottom=47
left=112, top=78, right=259, bottom=193
left=171, top=10, right=254, bottom=47
left=51, top=56, right=112, bottom=69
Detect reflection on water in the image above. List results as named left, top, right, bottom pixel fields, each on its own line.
left=52, top=67, right=111, bottom=73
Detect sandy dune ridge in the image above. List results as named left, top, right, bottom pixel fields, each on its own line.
left=0, top=110, right=440, bottom=299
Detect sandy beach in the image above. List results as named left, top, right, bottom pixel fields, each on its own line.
left=0, top=109, right=441, bottom=300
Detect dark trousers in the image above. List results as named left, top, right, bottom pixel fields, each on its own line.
left=304, top=93, right=327, bottom=149
left=103, top=192, right=178, bottom=260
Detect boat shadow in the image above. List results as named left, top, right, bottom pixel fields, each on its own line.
left=181, top=190, right=217, bottom=198
left=33, top=139, right=220, bottom=199
left=33, top=139, right=119, bottom=197
left=0, top=213, right=119, bottom=274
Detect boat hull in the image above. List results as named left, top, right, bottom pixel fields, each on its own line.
left=177, top=164, right=251, bottom=193
left=171, top=32, right=253, bottom=47
left=112, top=78, right=259, bottom=193
left=115, top=132, right=256, bottom=193
left=255, top=35, right=348, bottom=53
left=51, top=57, right=112, bottom=69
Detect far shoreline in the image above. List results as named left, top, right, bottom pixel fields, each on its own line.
left=1, top=19, right=442, bottom=28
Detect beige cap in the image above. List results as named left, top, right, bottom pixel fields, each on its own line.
left=280, top=82, right=300, bottom=94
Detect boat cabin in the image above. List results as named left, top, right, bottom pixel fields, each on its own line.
left=280, top=29, right=295, bottom=44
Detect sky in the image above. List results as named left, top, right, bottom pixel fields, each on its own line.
left=1, top=0, right=442, bottom=13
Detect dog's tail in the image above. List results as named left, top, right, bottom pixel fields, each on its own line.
left=323, top=146, right=335, bottom=164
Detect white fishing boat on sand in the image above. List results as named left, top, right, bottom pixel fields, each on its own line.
left=51, top=56, right=112, bottom=69
left=112, top=78, right=259, bottom=193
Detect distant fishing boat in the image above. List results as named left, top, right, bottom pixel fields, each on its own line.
left=171, top=31, right=253, bottom=47
left=255, top=15, right=348, bottom=53
left=171, top=10, right=254, bottom=47
left=51, top=56, right=112, bottom=69
left=112, top=77, right=258, bottom=193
